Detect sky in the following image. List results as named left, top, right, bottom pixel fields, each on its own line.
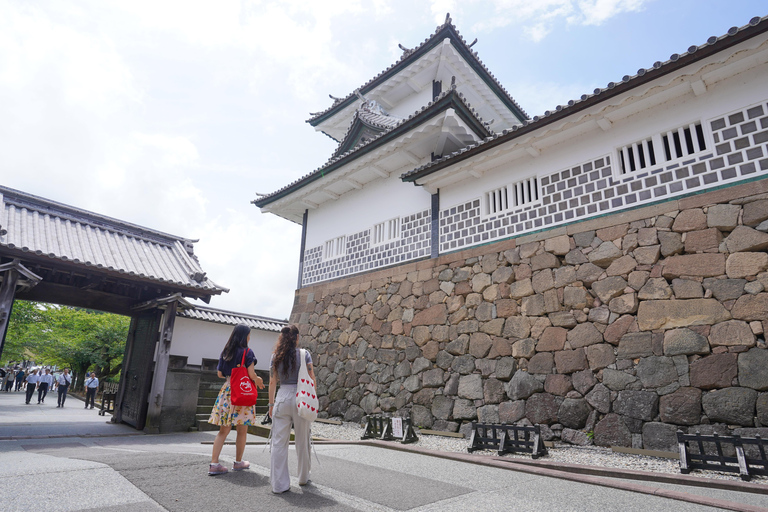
left=1, top=0, right=765, bottom=320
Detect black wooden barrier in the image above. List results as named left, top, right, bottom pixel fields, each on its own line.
left=361, top=415, right=419, bottom=444
left=468, top=423, right=547, bottom=459
left=677, top=430, right=768, bottom=481
left=99, top=382, right=119, bottom=416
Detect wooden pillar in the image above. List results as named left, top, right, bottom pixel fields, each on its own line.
left=0, top=268, right=19, bottom=363
left=144, top=299, right=178, bottom=433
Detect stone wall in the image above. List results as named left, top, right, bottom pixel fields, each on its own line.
left=289, top=178, right=768, bottom=451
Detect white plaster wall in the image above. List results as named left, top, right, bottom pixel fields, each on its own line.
left=168, top=317, right=278, bottom=370
left=305, top=171, right=432, bottom=249
left=389, top=88, right=433, bottom=119
left=439, top=62, right=768, bottom=210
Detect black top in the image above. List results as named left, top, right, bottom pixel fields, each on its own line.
left=217, top=347, right=256, bottom=377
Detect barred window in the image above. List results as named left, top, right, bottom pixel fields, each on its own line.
left=372, top=218, right=400, bottom=245
left=323, top=235, right=346, bottom=260
left=619, top=122, right=707, bottom=174
left=485, top=176, right=539, bottom=215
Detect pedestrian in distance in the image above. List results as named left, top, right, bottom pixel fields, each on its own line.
left=15, top=368, right=25, bottom=391
left=56, top=369, right=72, bottom=407
left=269, top=324, right=315, bottom=493
left=38, top=368, right=53, bottom=404
left=24, top=369, right=40, bottom=404
left=2, top=368, right=12, bottom=392
left=84, top=372, right=99, bottom=409
left=207, top=324, right=265, bottom=476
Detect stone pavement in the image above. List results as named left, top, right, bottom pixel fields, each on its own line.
left=2, top=391, right=768, bottom=511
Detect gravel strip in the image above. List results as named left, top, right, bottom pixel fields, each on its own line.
left=311, top=421, right=768, bottom=485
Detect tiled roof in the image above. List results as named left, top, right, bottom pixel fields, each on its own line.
left=178, top=305, right=286, bottom=332
left=253, top=87, right=491, bottom=208
left=402, top=15, right=768, bottom=182
left=306, top=15, right=528, bottom=127
left=0, top=185, right=228, bottom=295
left=330, top=100, right=403, bottom=158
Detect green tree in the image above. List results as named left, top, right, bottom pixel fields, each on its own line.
left=4, top=301, right=129, bottom=389
left=3, top=300, right=45, bottom=364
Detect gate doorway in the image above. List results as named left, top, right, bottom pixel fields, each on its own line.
left=0, top=186, right=227, bottom=432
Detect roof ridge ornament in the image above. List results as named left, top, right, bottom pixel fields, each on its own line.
left=398, top=43, right=414, bottom=57
left=468, top=38, right=478, bottom=48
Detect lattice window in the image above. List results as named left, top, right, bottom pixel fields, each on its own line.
left=485, top=177, right=539, bottom=216
left=618, top=122, right=707, bottom=174
left=372, top=217, right=400, bottom=245
left=323, top=235, right=346, bottom=260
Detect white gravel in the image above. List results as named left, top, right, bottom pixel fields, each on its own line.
left=310, top=420, right=768, bottom=485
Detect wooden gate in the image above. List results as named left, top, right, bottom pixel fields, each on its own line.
left=116, top=309, right=162, bottom=429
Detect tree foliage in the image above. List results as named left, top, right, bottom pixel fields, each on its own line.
left=4, top=301, right=129, bottom=388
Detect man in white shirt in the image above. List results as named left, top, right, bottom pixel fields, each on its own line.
left=25, top=369, right=40, bottom=404
left=56, top=369, right=72, bottom=408
left=84, top=372, right=99, bottom=409
left=38, top=368, right=54, bottom=404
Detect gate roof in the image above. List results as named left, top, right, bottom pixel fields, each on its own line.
left=0, top=185, right=227, bottom=314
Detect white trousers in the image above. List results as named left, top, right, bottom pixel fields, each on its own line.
left=270, top=384, right=311, bottom=492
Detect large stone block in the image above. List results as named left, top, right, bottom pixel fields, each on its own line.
left=603, top=315, right=635, bottom=345
left=634, top=245, right=661, bottom=265
left=739, top=348, right=768, bottom=391
left=544, top=374, right=573, bottom=396
left=702, top=387, right=757, bottom=426
left=663, top=328, right=710, bottom=356
left=509, top=278, right=534, bottom=299
left=589, top=242, right=623, bottom=268
left=591, top=276, right=628, bottom=303
left=658, top=231, right=684, bottom=257
left=725, top=226, right=768, bottom=253
left=525, top=393, right=560, bottom=425
left=469, top=332, right=494, bottom=358
left=606, top=255, right=638, bottom=277
left=452, top=398, right=478, bottom=420
left=576, top=262, right=604, bottom=286
left=703, top=278, right=747, bottom=301
left=617, top=332, right=653, bottom=359
left=563, top=286, right=589, bottom=309
left=707, top=204, right=740, bottom=230
left=585, top=383, right=611, bottom=413
left=458, top=374, right=484, bottom=400
left=757, top=393, right=768, bottom=426
left=495, top=357, right=518, bottom=381
left=609, top=293, right=638, bottom=315
left=503, top=316, right=531, bottom=339
left=527, top=352, right=554, bottom=374
left=673, top=209, right=707, bottom=232
left=559, top=398, right=591, bottom=429
left=594, top=413, right=632, bottom=448
left=477, top=404, right=500, bottom=424
left=684, top=228, right=722, bottom=253
left=506, top=370, right=544, bottom=400
left=602, top=368, right=638, bottom=391
left=726, top=252, right=768, bottom=279
left=742, top=199, right=768, bottom=226
left=638, top=277, right=673, bottom=300
left=531, top=252, right=560, bottom=271
left=709, top=320, right=755, bottom=348
left=731, top=293, right=768, bottom=321
left=642, top=422, right=678, bottom=452
left=659, top=387, right=701, bottom=425
left=671, top=278, right=704, bottom=299
left=637, top=299, right=731, bottom=331
left=432, top=395, right=454, bottom=420
left=484, top=378, right=506, bottom=404
left=585, top=343, right=616, bottom=370
left=554, top=349, right=588, bottom=374
left=662, top=254, right=726, bottom=279
left=511, top=338, right=535, bottom=359
left=537, top=327, right=567, bottom=352
left=567, top=322, right=603, bottom=349
left=636, top=356, right=678, bottom=388
left=613, top=390, right=658, bottom=421
left=689, top=353, right=738, bottom=390
left=544, top=235, right=572, bottom=255
left=572, top=369, right=597, bottom=395
left=412, top=304, right=447, bottom=326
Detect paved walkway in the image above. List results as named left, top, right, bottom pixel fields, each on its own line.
left=2, top=391, right=768, bottom=511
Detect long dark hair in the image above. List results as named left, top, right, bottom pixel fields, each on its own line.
left=221, top=324, right=251, bottom=361
left=272, top=325, right=299, bottom=376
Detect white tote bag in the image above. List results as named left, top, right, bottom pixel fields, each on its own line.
left=296, top=348, right=318, bottom=422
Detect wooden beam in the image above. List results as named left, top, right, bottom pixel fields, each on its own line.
left=144, top=299, right=178, bottom=434
left=0, top=268, right=19, bottom=362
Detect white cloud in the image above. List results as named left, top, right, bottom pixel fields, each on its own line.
left=469, top=0, right=649, bottom=39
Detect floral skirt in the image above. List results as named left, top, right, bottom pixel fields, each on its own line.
left=207, top=381, right=258, bottom=427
